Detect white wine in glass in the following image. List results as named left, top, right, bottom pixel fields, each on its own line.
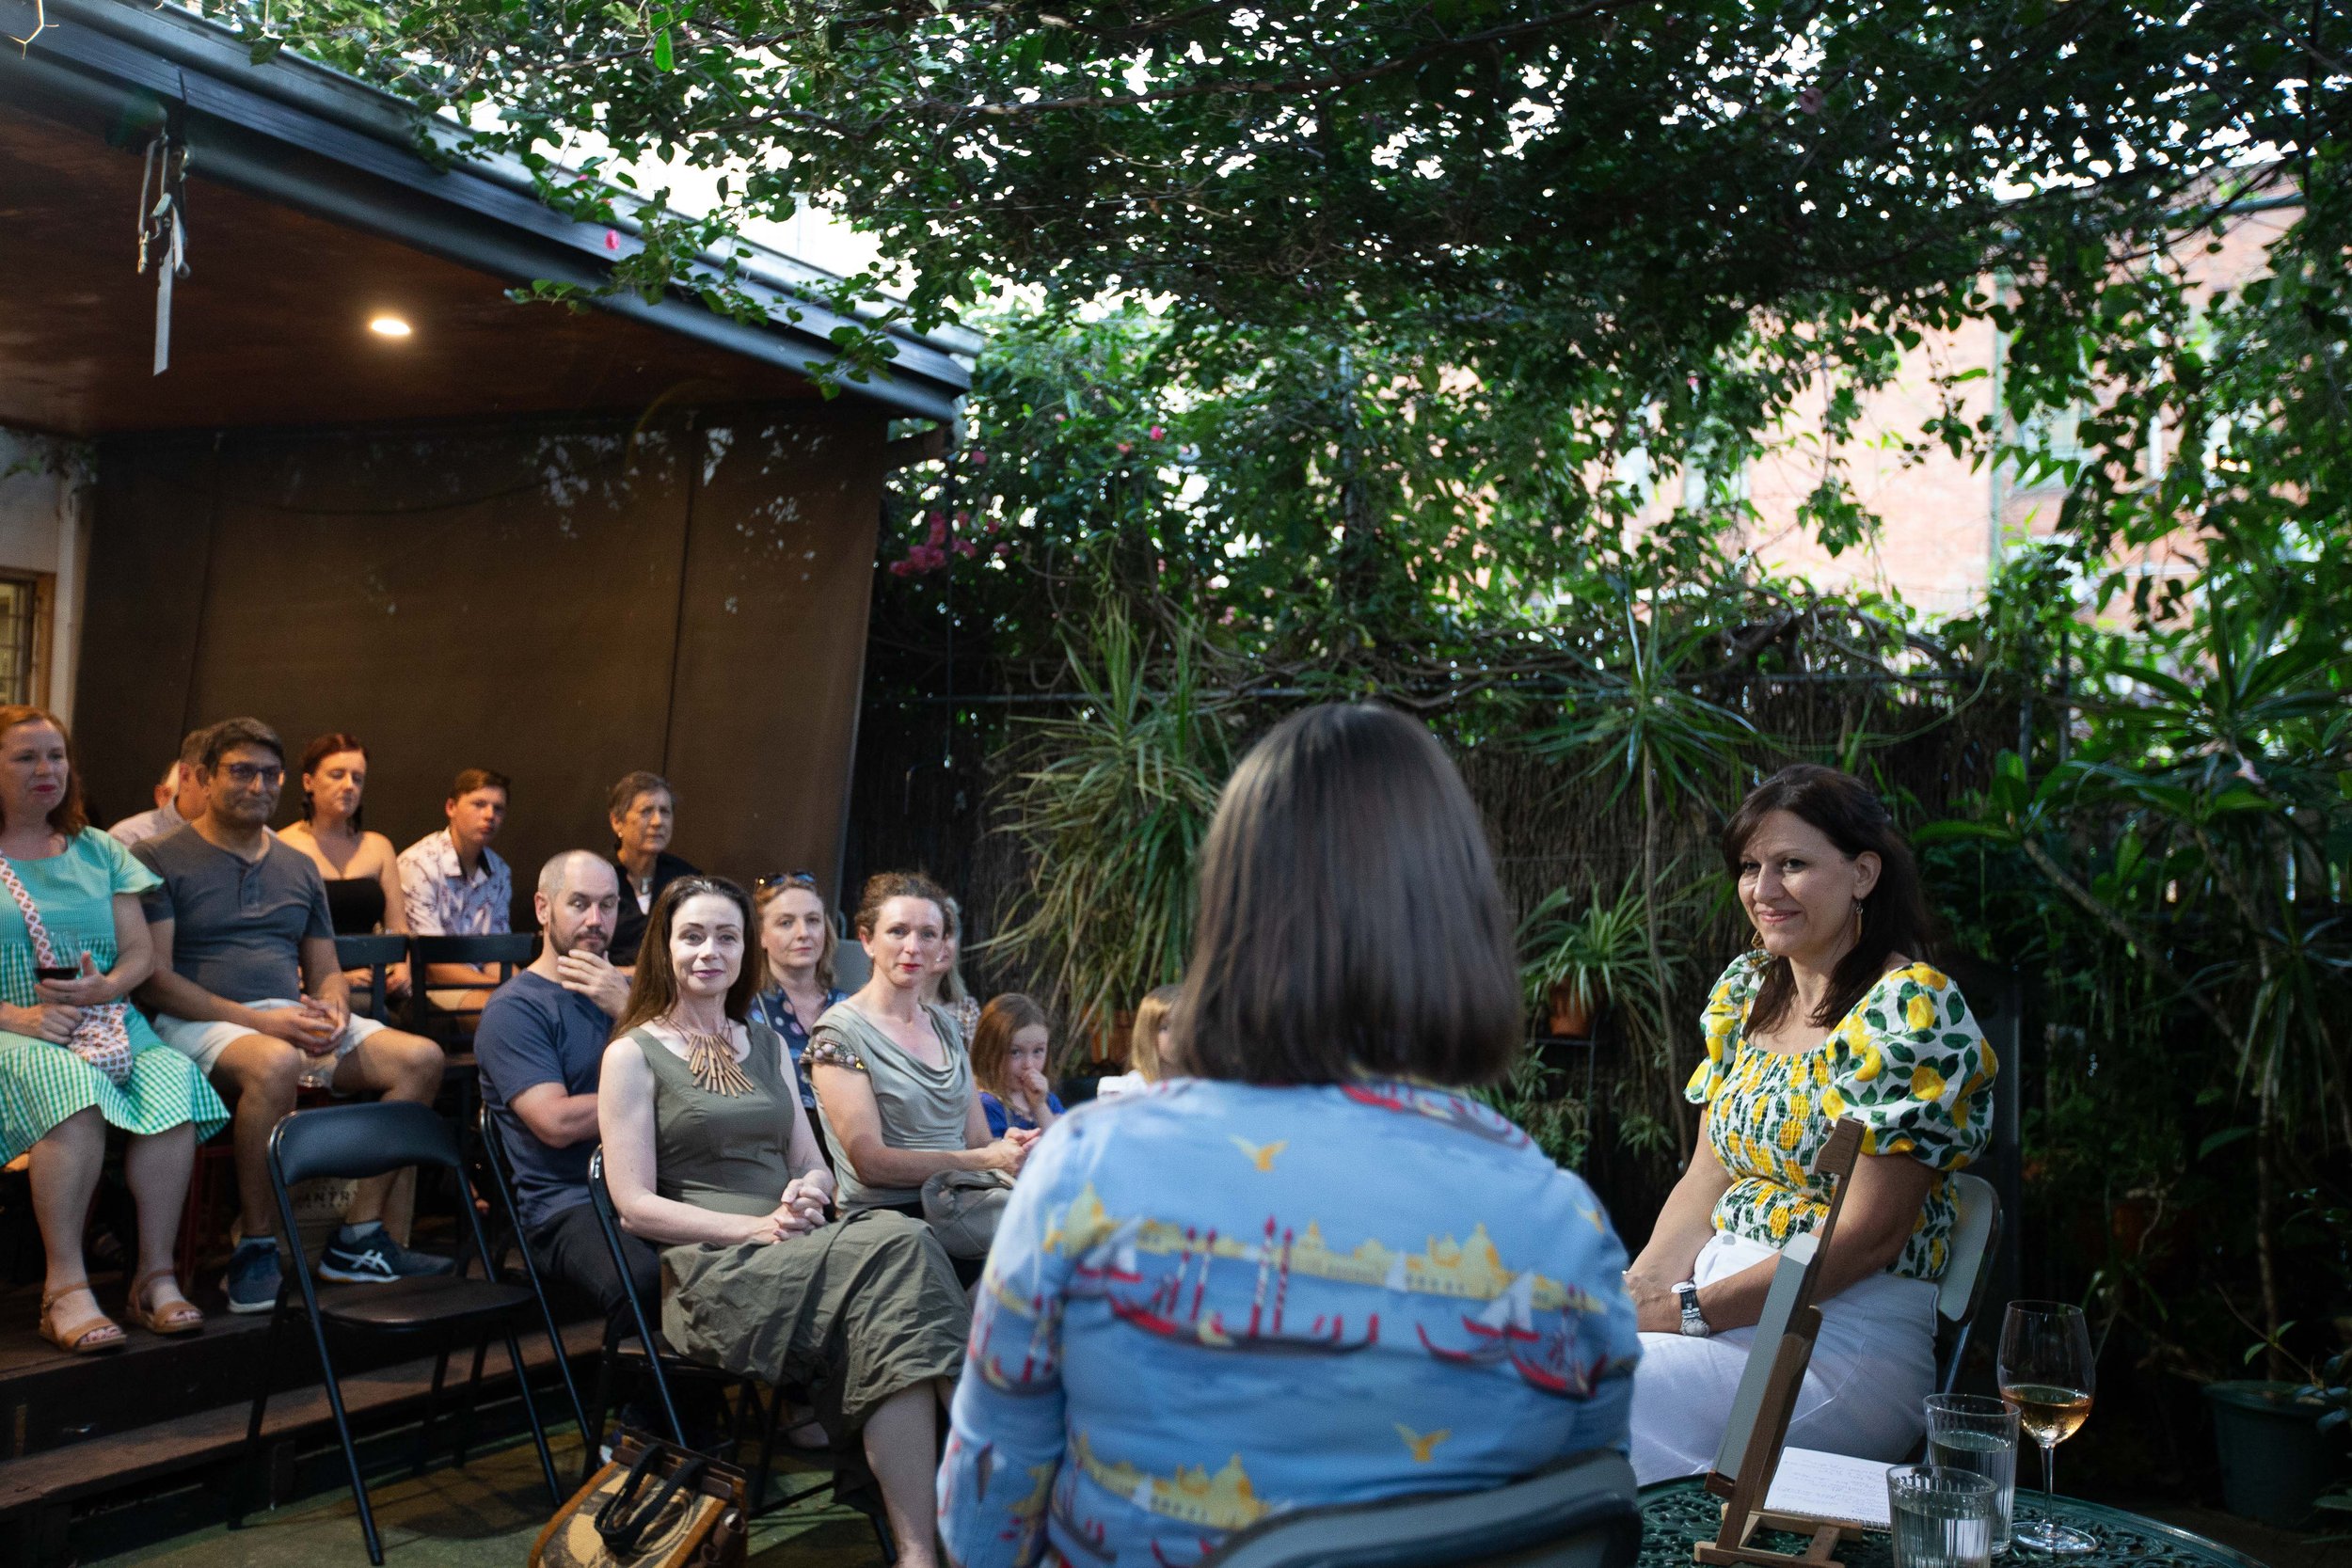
left=1998, top=1301, right=2097, bottom=1555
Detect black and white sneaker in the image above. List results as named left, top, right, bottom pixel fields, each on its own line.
left=316, top=1223, right=454, bottom=1284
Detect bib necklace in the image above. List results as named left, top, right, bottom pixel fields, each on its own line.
left=674, top=1019, right=756, bottom=1098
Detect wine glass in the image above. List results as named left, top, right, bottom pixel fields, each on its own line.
left=1997, top=1301, right=2097, bottom=1555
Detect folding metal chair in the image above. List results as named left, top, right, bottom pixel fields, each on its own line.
left=475, top=1103, right=592, bottom=1440
left=1200, top=1449, right=1643, bottom=1568
left=233, top=1101, right=564, bottom=1565
left=333, top=932, right=406, bottom=1023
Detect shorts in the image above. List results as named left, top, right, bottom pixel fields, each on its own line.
left=151, top=999, right=389, bottom=1084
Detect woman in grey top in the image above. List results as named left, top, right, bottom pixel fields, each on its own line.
left=807, top=872, right=1031, bottom=1216
left=598, top=875, right=968, bottom=1568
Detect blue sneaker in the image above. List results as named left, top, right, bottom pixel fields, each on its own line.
left=223, top=1237, right=284, bottom=1315
left=316, top=1222, right=453, bottom=1284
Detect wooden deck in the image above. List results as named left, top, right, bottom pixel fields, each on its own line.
left=0, top=1270, right=597, bottom=1567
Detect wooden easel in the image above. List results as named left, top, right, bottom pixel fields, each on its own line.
left=1692, top=1117, right=1867, bottom=1568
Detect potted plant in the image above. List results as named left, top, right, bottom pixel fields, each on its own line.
left=2202, top=1333, right=2344, bottom=1528
left=1518, top=877, right=1651, bottom=1039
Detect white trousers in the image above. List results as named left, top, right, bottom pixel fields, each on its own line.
left=1629, top=1231, right=1939, bottom=1485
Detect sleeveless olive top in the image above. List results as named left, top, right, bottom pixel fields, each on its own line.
left=630, top=1019, right=799, bottom=1220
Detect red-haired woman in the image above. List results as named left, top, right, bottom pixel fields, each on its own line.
left=0, top=707, right=226, bottom=1353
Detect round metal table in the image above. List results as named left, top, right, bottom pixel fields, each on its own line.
left=1637, top=1479, right=2270, bottom=1568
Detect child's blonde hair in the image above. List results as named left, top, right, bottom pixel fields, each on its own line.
left=1128, top=984, right=1182, bottom=1082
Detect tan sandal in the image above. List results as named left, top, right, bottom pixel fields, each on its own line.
left=40, top=1283, right=125, bottom=1354
left=130, top=1269, right=204, bottom=1336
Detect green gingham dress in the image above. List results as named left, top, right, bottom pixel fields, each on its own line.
left=0, top=831, right=227, bottom=1163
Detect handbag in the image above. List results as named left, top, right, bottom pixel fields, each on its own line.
left=0, top=856, right=133, bottom=1085
left=529, top=1431, right=747, bottom=1568
left=921, top=1166, right=1015, bottom=1259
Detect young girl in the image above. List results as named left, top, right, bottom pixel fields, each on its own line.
left=970, top=993, right=1063, bottom=1136
left=1096, top=982, right=1179, bottom=1099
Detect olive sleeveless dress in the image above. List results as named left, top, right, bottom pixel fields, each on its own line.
left=631, top=1022, right=968, bottom=1435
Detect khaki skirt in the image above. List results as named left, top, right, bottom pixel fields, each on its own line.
left=660, top=1207, right=969, bottom=1435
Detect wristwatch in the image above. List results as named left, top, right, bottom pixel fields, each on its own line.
left=1675, top=1281, right=1710, bottom=1338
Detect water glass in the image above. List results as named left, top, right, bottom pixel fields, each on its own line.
left=1886, top=1465, right=1997, bottom=1568
left=1926, top=1393, right=2019, bottom=1553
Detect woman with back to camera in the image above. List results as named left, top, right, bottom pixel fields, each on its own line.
left=969, top=992, right=1063, bottom=1137
left=1622, top=764, right=1996, bottom=1482
left=938, top=702, right=1643, bottom=1568
left=749, top=872, right=847, bottom=1111
left=596, top=875, right=969, bottom=1567
left=806, top=874, right=1030, bottom=1220
left=278, top=733, right=410, bottom=1004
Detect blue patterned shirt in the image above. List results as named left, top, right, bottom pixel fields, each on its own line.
left=937, top=1078, right=1642, bottom=1568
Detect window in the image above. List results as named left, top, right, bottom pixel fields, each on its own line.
left=0, top=576, right=51, bottom=706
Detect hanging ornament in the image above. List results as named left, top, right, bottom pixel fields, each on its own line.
left=137, top=132, right=191, bottom=376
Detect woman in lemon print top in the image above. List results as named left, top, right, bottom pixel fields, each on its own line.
left=1623, top=765, right=1994, bottom=1484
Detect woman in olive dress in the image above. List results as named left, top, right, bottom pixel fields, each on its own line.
left=596, top=875, right=968, bottom=1568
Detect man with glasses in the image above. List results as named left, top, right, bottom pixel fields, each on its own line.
left=133, top=717, right=451, bottom=1313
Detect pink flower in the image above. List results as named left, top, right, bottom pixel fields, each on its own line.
left=953, top=541, right=977, bottom=559
left=954, top=511, right=969, bottom=525
left=926, top=513, right=948, bottom=546
left=604, top=230, right=621, bottom=251
left=1148, top=425, right=1165, bottom=441
left=970, top=450, right=987, bottom=465
left=1117, top=442, right=1133, bottom=455
left=1052, top=413, right=1067, bottom=423
left=889, top=559, right=915, bottom=577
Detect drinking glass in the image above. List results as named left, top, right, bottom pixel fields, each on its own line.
left=1997, top=1300, right=2097, bottom=1554
left=1926, top=1393, right=2019, bottom=1553
left=1886, top=1465, right=1997, bottom=1568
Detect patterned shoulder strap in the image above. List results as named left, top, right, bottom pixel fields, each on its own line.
left=0, top=857, right=65, bottom=968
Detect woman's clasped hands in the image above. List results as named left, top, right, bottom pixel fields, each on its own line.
left=735, top=1171, right=836, bottom=1245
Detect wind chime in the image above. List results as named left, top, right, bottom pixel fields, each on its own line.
left=136, top=130, right=190, bottom=375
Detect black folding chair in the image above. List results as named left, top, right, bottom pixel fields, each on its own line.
left=334, top=933, right=407, bottom=1023
left=409, top=932, right=535, bottom=1164
left=584, top=1148, right=879, bottom=1549
left=233, top=1102, right=564, bottom=1565
left=1200, top=1449, right=1642, bottom=1568
left=475, top=1104, right=592, bottom=1441
left=407, top=932, right=537, bottom=1044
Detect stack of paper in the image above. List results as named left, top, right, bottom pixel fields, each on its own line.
left=1760, top=1448, right=1894, bottom=1532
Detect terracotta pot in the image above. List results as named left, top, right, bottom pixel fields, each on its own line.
left=1547, top=983, right=1594, bottom=1038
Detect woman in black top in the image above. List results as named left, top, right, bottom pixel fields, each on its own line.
left=607, top=769, right=698, bottom=968
left=278, top=732, right=410, bottom=1000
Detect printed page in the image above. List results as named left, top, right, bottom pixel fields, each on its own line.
left=1762, top=1447, right=1894, bottom=1531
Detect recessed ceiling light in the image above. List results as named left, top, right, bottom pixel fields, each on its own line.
left=368, top=314, right=413, bottom=339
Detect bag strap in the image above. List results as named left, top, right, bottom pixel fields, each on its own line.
left=0, top=857, right=62, bottom=969
left=596, top=1444, right=709, bottom=1555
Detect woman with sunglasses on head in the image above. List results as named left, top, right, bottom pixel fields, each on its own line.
left=750, top=873, right=846, bottom=1111
left=598, top=875, right=969, bottom=1568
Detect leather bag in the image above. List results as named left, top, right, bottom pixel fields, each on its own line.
left=921, top=1166, right=1015, bottom=1259
left=529, top=1432, right=747, bottom=1568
